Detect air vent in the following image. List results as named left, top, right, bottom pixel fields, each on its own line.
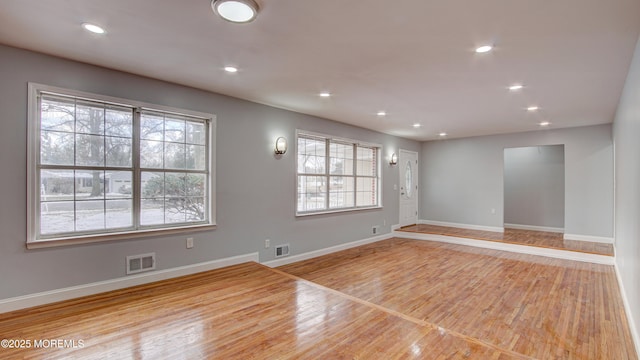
left=275, top=244, right=290, bottom=258
left=126, top=252, right=156, bottom=275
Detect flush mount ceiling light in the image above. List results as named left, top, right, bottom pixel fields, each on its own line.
left=475, top=45, right=493, bottom=53
left=539, top=121, right=551, bottom=127
left=377, top=111, right=387, bottom=116
left=439, top=132, right=447, bottom=137
left=82, top=23, right=105, bottom=34
left=527, top=106, right=539, bottom=111
left=412, top=123, right=421, bottom=128
left=224, top=66, right=238, bottom=73
left=211, top=0, right=259, bottom=23
left=319, top=92, right=331, bottom=98
left=509, top=84, right=524, bottom=91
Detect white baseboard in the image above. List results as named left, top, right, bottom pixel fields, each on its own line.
left=504, top=223, right=564, bottom=233
left=614, top=261, right=640, bottom=357
left=262, top=233, right=391, bottom=268
left=0, top=253, right=259, bottom=314
left=394, top=231, right=614, bottom=265
left=418, top=219, right=504, bottom=233
left=564, top=233, right=614, bottom=244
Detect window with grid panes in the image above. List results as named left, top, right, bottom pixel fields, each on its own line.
left=296, top=131, right=381, bottom=215
left=27, top=83, right=215, bottom=247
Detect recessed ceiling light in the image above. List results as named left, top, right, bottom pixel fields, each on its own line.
left=475, top=45, right=493, bottom=53
left=319, top=92, right=331, bottom=98
left=377, top=111, right=386, bottom=116
left=413, top=123, right=421, bottom=128
left=527, top=106, right=539, bottom=111
left=439, top=132, right=447, bottom=137
left=211, top=0, right=259, bottom=23
left=224, top=66, right=238, bottom=73
left=509, top=84, right=524, bottom=91
left=82, top=23, right=105, bottom=34
left=539, top=121, right=551, bottom=127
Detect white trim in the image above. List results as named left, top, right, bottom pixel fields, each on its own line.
left=504, top=223, right=564, bottom=233
left=262, top=233, right=391, bottom=268
left=563, top=233, right=614, bottom=244
left=418, top=219, right=505, bottom=233
left=614, top=261, right=640, bottom=357
left=391, top=223, right=402, bottom=231
left=30, top=83, right=215, bottom=119
left=0, top=253, right=259, bottom=314
left=394, top=231, right=614, bottom=265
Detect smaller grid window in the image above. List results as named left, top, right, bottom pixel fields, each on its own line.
left=297, top=131, right=381, bottom=215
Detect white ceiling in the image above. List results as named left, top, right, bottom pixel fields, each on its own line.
left=1, top=0, right=639, bottom=140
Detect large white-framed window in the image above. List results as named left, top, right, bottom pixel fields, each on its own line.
left=27, top=83, right=216, bottom=248
left=296, top=130, right=381, bottom=215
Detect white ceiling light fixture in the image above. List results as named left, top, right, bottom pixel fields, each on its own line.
left=509, top=84, right=524, bottom=91
left=475, top=45, right=493, bottom=53
left=527, top=106, right=539, bottom=111
left=377, top=111, right=386, bottom=116
left=439, top=132, right=447, bottom=137
left=539, top=121, right=551, bottom=127
left=412, top=123, right=421, bottom=128
left=224, top=66, right=238, bottom=73
left=319, top=92, right=331, bottom=98
left=82, top=23, right=105, bottom=34
left=211, top=0, right=259, bottom=23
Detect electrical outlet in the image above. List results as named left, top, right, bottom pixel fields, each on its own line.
left=265, top=239, right=270, bottom=248
left=372, top=225, right=380, bottom=234
left=186, top=237, right=194, bottom=249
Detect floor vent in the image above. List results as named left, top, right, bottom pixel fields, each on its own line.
left=275, top=244, right=290, bottom=258
left=126, top=253, right=156, bottom=275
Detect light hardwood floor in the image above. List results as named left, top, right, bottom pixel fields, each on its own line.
left=279, top=238, right=635, bottom=359
left=0, top=238, right=634, bottom=359
left=0, top=261, right=525, bottom=359
left=398, top=224, right=614, bottom=256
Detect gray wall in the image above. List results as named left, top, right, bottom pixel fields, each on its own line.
left=504, top=145, right=565, bottom=229
left=613, top=34, right=640, bottom=348
left=0, top=45, right=419, bottom=300
left=420, top=124, right=613, bottom=237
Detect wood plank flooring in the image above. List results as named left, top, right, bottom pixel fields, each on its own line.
left=279, top=238, right=635, bottom=359
left=0, top=238, right=634, bottom=359
left=398, top=224, right=614, bottom=256
left=0, top=261, right=526, bottom=360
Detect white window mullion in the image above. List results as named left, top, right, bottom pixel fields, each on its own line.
left=132, top=108, right=142, bottom=230
left=352, top=143, right=357, bottom=208
left=325, top=138, right=331, bottom=211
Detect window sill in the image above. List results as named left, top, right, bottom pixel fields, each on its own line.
left=26, top=224, right=217, bottom=249
left=296, top=206, right=382, bottom=217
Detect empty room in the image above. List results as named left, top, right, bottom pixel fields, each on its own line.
left=1, top=1, right=640, bottom=359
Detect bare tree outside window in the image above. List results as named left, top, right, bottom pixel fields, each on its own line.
left=31, top=86, right=212, bottom=243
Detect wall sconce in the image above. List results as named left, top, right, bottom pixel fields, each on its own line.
left=275, top=137, right=287, bottom=155
left=390, top=153, right=398, bottom=165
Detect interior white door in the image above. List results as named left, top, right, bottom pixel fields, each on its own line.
left=399, top=150, right=418, bottom=227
